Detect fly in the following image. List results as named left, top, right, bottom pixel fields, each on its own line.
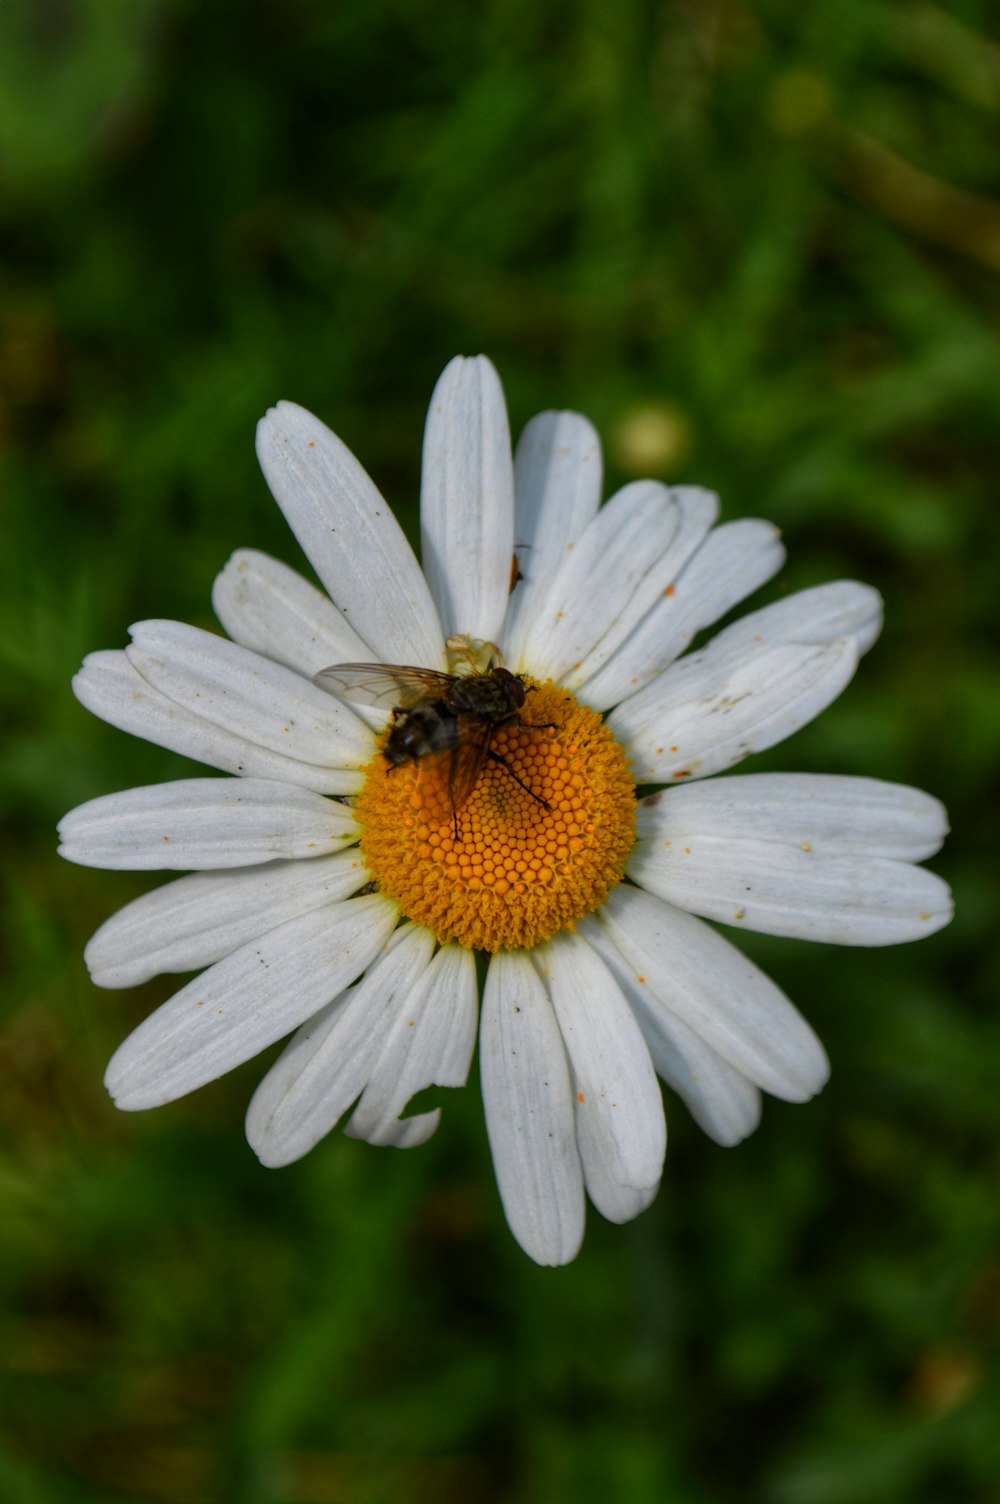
left=315, top=648, right=553, bottom=837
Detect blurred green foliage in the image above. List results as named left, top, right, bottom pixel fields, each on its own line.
left=2, top=0, right=999, bottom=1500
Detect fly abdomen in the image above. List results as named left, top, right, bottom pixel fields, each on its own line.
left=384, top=701, right=460, bottom=765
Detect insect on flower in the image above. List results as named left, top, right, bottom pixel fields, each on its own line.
left=315, top=638, right=554, bottom=836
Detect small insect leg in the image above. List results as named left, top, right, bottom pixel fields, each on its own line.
left=487, top=750, right=551, bottom=810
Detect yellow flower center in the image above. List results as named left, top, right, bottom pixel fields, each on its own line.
left=354, top=680, right=635, bottom=952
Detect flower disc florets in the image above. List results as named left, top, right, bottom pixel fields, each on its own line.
left=355, top=679, right=636, bottom=952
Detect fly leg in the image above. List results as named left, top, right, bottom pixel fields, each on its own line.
left=487, top=750, right=551, bottom=810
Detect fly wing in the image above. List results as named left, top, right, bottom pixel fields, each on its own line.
left=444, top=719, right=494, bottom=812
left=314, top=662, right=456, bottom=709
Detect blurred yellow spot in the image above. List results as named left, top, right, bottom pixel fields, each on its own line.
left=610, top=401, right=692, bottom=477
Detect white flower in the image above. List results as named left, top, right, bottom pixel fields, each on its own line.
left=59, top=355, right=953, bottom=1266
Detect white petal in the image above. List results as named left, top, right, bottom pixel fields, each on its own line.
left=578, top=512, right=780, bottom=708
left=480, top=951, right=585, bottom=1266
left=613, top=576, right=879, bottom=748
left=629, top=834, right=953, bottom=945
left=536, top=931, right=665, bottom=1223
left=597, top=886, right=829, bottom=1102
left=420, top=355, right=514, bottom=645
left=500, top=410, right=603, bottom=668
left=58, top=777, right=359, bottom=870
left=85, top=851, right=369, bottom=988
left=105, top=893, right=399, bottom=1109
left=560, top=483, right=688, bottom=690
left=73, top=650, right=366, bottom=794
left=706, top=580, right=883, bottom=659
left=610, top=638, right=860, bottom=784
left=581, top=916, right=761, bottom=1147
left=636, top=774, right=949, bottom=861
left=126, top=620, right=371, bottom=783
left=246, top=924, right=435, bottom=1166
left=518, top=480, right=680, bottom=683
left=562, top=487, right=722, bottom=704
left=345, top=943, right=478, bottom=1147
left=610, top=577, right=884, bottom=777
left=256, top=401, right=446, bottom=667
left=578, top=1162, right=658, bottom=1225
left=212, top=549, right=376, bottom=675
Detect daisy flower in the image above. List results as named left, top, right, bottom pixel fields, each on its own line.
left=59, top=356, right=953, bottom=1265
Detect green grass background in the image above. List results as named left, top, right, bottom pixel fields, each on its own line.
left=2, top=1, right=998, bottom=1500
